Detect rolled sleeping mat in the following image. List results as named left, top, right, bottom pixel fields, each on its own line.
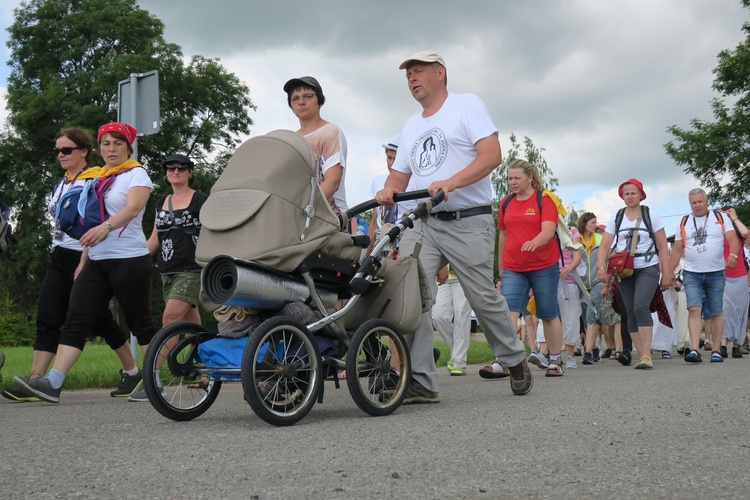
left=201, top=255, right=338, bottom=310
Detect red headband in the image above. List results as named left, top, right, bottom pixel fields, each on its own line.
left=97, top=122, right=138, bottom=145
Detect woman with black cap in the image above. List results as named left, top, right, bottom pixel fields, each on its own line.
left=283, top=76, right=348, bottom=213
left=117, top=154, right=209, bottom=400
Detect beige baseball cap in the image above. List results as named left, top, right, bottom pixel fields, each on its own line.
left=398, top=50, right=446, bottom=70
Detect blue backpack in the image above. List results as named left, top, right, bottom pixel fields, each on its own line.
left=54, top=168, right=139, bottom=240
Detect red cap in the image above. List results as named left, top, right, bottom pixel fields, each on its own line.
left=97, top=122, right=137, bottom=145
left=618, top=178, right=646, bottom=200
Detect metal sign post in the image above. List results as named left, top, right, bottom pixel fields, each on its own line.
left=117, top=70, right=161, bottom=362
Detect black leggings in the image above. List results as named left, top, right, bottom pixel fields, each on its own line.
left=60, top=255, right=156, bottom=350
left=35, top=247, right=128, bottom=353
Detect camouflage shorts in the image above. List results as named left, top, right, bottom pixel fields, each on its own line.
left=598, top=293, right=621, bottom=326
left=162, top=272, right=201, bottom=306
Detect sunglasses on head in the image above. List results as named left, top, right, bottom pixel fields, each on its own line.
left=165, top=164, right=190, bottom=172
left=54, top=146, right=82, bottom=156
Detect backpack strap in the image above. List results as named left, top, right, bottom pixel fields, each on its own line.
left=637, top=205, right=657, bottom=260
left=679, top=214, right=689, bottom=245
left=714, top=210, right=726, bottom=233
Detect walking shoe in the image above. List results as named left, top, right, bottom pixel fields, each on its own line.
left=741, top=343, right=750, bottom=355
left=446, top=363, right=454, bottom=372
left=478, top=361, right=509, bottom=379
left=128, top=384, right=166, bottom=402
left=616, top=350, right=632, bottom=366
left=402, top=379, right=440, bottom=404
left=432, top=347, right=441, bottom=364
left=684, top=349, right=702, bottom=363
left=13, top=376, right=61, bottom=403
left=1, top=387, right=41, bottom=402
left=449, top=367, right=466, bottom=376
left=592, top=348, right=600, bottom=362
left=565, top=356, right=577, bottom=369
left=582, top=352, right=594, bottom=365
left=720, top=345, right=728, bottom=358
left=602, top=348, right=613, bottom=359
left=527, top=350, right=549, bottom=370
left=508, top=358, right=533, bottom=395
left=110, top=369, right=142, bottom=397
left=732, top=347, right=743, bottom=359
left=710, top=351, right=723, bottom=363
left=634, top=355, right=653, bottom=369
left=661, top=351, right=672, bottom=359
left=545, top=362, right=564, bottom=377
left=703, top=340, right=712, bottom=351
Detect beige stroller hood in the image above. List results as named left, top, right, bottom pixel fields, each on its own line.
left=196, top=129, right=360, bottom=273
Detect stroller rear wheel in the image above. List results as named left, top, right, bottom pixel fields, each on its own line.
left=346, top=319, right=411, bottom=416
left=241, top=316, right=323, bottom=426
left=142, top=321, right=222, bottom=421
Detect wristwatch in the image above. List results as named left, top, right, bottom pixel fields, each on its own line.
left=105, top=222, right=114, bottom=231
left=597, top=265, right=606, bottom=270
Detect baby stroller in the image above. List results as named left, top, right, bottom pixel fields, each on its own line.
left=141, top=130, right=443, bottom=426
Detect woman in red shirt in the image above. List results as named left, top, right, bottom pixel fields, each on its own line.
left=498, top=160, right=565, bottom=377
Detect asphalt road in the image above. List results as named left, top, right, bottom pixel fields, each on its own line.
left=2, top=353, right=750, bottom=499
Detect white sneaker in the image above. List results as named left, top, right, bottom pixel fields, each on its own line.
left=528, top=351, right=549, bottom=370
left=566, top=356, right=578, bottom=369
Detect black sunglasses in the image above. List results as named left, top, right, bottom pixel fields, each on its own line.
left=165, top=165, right=191, bottom=172
left=53, top=146, right=83, bottom=156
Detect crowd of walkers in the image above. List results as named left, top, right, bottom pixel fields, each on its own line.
left=1, top=50, right=746, bottom=407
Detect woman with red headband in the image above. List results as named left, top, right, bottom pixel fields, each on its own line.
left=596, top=179, right=672, bottom=370
left=13, top=122, right=157, bottom=403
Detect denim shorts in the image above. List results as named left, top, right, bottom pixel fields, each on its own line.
left=683, top=270, right=725, bottom=316
left=501, top=263, right=560, bottom=321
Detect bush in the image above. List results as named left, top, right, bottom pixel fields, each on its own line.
left=0, top=292, right=34, bottom=346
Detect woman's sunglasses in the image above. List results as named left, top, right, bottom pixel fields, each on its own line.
left=165, top=165, right=191, bottom=172
left=53, top=146, right=82, bottom=156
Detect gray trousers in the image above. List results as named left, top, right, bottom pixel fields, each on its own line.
left=398, top=214, right=526, bottom=392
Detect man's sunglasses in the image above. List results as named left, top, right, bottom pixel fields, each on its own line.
left=53, top=146, right=83, bottom=156
left=165, top=165, right=191, bottom=172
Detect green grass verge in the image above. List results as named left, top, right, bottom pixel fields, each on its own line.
left=0, top=344, right=127, bottom=391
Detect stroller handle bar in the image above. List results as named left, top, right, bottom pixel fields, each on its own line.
left=345, top=189, right=436, bottom=219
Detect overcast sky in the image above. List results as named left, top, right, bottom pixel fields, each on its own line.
left=1, top=0, right=747, bottom=230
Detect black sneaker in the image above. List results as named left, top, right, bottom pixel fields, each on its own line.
left=732, top=347, right=743, bottom=359
left=1, top=387, right=42, bottom=402
left=402, top=378, right=439, bottom=404
left=592, top=348, right=601, bottom=362
left=110, top=369, right=142, bottom=397
left=508, top=358, right=533, bottom=395
left=582, top=352, right=594, bottom=365
left=720, top=345, right=728, bottom=358
left=13, top=375, right=61, bottom=403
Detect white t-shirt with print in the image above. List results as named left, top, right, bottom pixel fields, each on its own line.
left=391, top=92, right=497, bottom=213
left=674, top=211, right=731, bottom=273
left=604, top=209, right=665, bottom=269
left=88, top=167, right=153, bottom=260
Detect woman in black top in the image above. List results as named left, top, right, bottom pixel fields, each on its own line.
left=147, top=153, right=207, bottom=327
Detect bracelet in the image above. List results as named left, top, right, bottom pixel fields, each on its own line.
left=597, top=265, right=606, bottom=270
left=730, top=253, right=738, bottom=258
left=733, top=218, right=740, bottom=223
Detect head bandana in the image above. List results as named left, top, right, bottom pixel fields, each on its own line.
left=97, top=122, right=138, bottom=145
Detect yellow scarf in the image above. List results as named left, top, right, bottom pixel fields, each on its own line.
left=99, top=158, right=141, bottom=178
left=580, top=232, right=601, bottom=255
left=64, top=166, right=103, bottom=182
left=541, top=189, right=566, bottom=216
